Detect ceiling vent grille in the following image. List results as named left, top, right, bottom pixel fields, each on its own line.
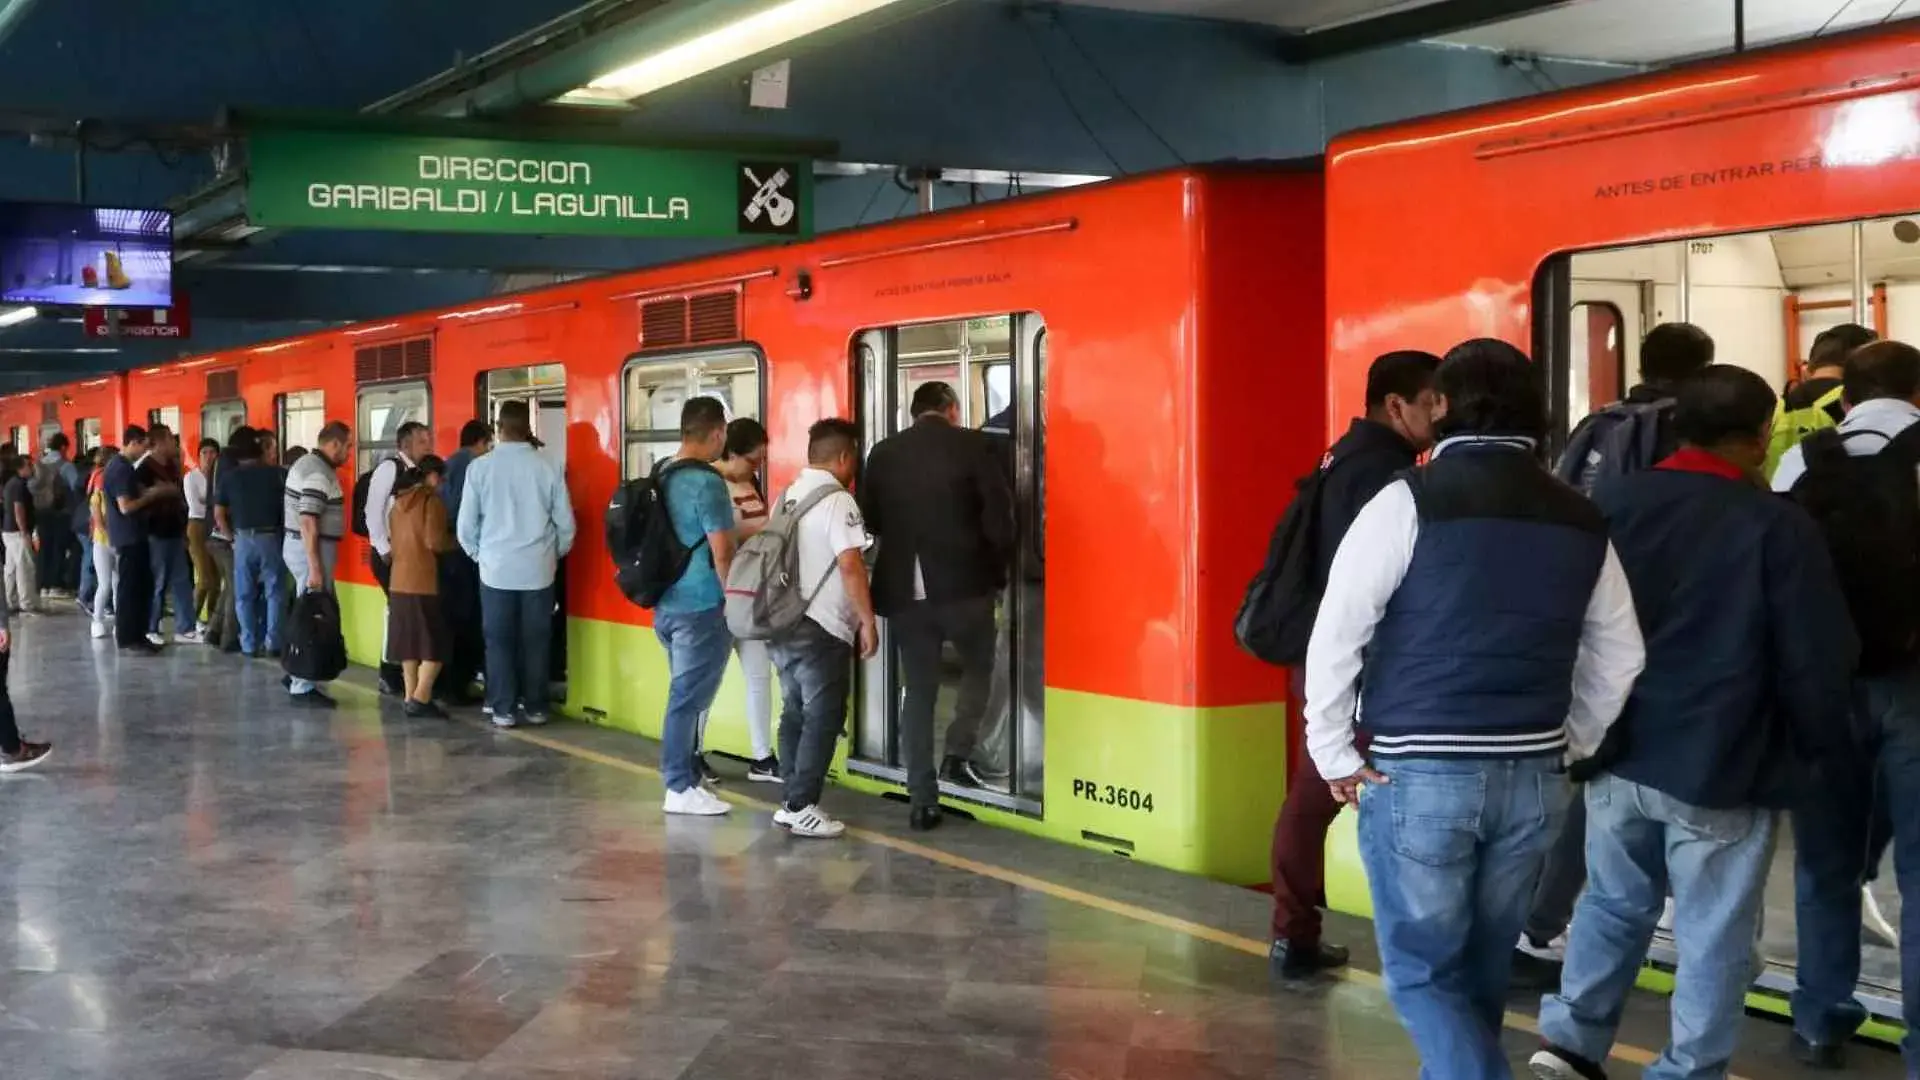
left=353, top=336, right=434, bottom=383
left=639, top=290, right=741, bottom=349
left=206, top=370, right=240, bottom=401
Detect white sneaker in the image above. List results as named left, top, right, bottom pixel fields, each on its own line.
left=176, top=629, right=203, bottom=644
left=778, top=804, right=845, bottom=839
left=1657, top=897, right=1676, bottom=933
left=145, top=632, right=165, bottom=647
left=663, top=786, right=731, bottom=816
left=90, top=622, right=108, bottom=639
left=1517, top=932, right=1567, bottom=962
left=522, top=712, right=548, bottom=727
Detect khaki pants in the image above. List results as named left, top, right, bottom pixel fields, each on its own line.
left=3, top=532, right=37, bottom=612
left=187, top=519, right=219, bottom=626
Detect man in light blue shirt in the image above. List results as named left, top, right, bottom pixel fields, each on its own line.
left=457, top=402, right=575, bottom=728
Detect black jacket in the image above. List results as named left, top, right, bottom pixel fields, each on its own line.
left=859, top=414, right=1015, bottom=616
left=1593, top=458, right=1859, bottom=809
left=1313, top=419, right=1421, bottom=587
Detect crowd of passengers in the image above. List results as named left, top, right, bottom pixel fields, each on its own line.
left=1256, top=324, right=1920, bottom=1080
left=0, top=382, right=1016, bottom=847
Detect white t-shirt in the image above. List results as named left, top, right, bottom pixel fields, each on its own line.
left=184, top=467, right=210, bottom=521
left=781, top=467, right=872, bottom=645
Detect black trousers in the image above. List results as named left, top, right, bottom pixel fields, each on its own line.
left=370, top=553, right=404, bottom=689
left=35, top=515, right=74, bottom=592
left=434, top=552, right=485, bottom=700
left=0, top=648, right=18, bottom=754
left=113, top=539, right=154, bottom=648
left=892, top=595, right=997, bottom=809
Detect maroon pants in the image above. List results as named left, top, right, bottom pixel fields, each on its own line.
left=1269, top=673, right=1366, bottom=945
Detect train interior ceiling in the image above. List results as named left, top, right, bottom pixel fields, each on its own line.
left=1566, top=212, right=1920, bottom=417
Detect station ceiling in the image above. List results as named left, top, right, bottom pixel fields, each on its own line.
left=0, top=0, right=1897, bottom=387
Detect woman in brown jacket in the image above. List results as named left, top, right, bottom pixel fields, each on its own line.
left=386, top=454, right=454, bottom=718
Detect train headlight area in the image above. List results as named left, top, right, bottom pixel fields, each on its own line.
left=0, top=0, right=1919, bottom=1076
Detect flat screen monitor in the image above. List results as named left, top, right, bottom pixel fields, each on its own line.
left=0, top=202, right=173, bottom=308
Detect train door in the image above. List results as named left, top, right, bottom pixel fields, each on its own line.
left=200, top=399, right=246, bottom=446
left=74, top=418, right=101, bottom=454
left=1545, top=215, right=1913, bottom=1022
left=851, top=313, right=1047, bottom=813
left=480, top=364, right=568, bottom=684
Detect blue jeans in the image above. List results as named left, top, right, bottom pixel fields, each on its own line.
left=654, top=607, right=732, bottom=794
left=148, top=536, right=193, bottom=634
left=480, top=584, right=554, bottom=718
left=1358, top=756, right=1572, bottom=1080
left=78, top=533, right=95, bottom=610
left=770, top=618, right=854, bottom=811
left=1794, top=669, right=1920, bottom=1066
left=233, top=532, right=287, bottom=655
left=1540, top=774, right=1775, bottom=1080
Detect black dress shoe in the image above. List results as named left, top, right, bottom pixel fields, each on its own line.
left=1269, top=938, right=1349, bottom=981
left=910, top=806, right=943, bottom=832
left=289, top=689, right=337, bottom=709
left=377, top=677, right=403, bottom=697
left=1790, top=1033, right=1846, bottom=1070
left=941, top=755, right=986, bottom=788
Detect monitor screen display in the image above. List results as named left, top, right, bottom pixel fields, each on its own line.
left=0, top=203, right=173, bottom=308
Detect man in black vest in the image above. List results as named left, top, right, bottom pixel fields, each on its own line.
left=1268, top=349, right=1438, bottom=982
left=1304, top=339, right=1645, bottom=1078
left=859, top=381, right=1014, bottom=831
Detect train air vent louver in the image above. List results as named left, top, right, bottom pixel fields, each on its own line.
left=639, top=290, right=741, bottom=349
left=206, top=370, right=239, bottom=400
left=354, top=337, right=434, bottom=383
left=688, top=292, right=740, bottom=343
left=40, top=400, right=56, bottom=423
left=641, top=298, right=690, bottom=348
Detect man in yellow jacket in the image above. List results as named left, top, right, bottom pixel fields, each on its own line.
left=1767, top=323, right=1877, bottom=480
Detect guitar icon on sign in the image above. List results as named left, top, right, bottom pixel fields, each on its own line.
left=742, top=167, right=796, bottom=229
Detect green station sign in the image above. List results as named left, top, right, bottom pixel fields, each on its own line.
left=246, top=125, right=811, bottom=240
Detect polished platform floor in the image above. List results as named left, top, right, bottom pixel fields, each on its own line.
left=0, top=609, right=1908, bottom=1080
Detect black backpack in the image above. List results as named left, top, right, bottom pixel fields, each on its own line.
left=606, top=458, right=717, bottom=609
left=1233, top=458, right=1339, bottom=667
left=349, top=465, right=377, bottom=538
left=1555, top=399, right=1677, bottom=496
left=1791, top=423, right=1920, bottom=675
left=282, top=591, right=349, bottom=683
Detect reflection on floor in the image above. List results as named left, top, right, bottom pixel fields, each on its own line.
left=0, top=610, right=1906, bottom=1079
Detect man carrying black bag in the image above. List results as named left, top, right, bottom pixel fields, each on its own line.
left=1236, top=350, right=1438, bottom=981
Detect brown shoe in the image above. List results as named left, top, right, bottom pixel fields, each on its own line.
left=0, top=740, right=52, bottom=773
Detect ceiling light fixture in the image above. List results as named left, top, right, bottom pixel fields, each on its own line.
left=0, top=306, right=38, bottom=329
left=563, top=0, right=908, bottom=102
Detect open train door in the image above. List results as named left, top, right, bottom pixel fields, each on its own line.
left=850, top=313, right=1047, bottom=814
left=480, top=364, right=569, bottom=693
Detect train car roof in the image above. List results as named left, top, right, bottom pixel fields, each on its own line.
left=1328, top=19, right=1916, bottom=164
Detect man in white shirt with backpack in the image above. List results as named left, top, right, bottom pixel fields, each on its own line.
left=729, top=418, right=876, bottom=839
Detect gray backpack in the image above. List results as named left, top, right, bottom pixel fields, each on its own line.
left=723, top=480, right=842, bottom=640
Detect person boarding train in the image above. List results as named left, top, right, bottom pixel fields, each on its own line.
left=1531, top=365, right=1857, bottom=1080
left=1304, top=338, right=1644, bottom=1080
left=1255, top=349, right=1440, bottom=981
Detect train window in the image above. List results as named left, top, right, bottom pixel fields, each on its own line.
left=200, top=400, right=246, bottom=446
left=75, top=418, right=100, bottom=453
left=276, top=390, right=325, bottom=454
left=7, top=425, right=26, bottom=454
left=145, top=406, right=181, bottom=436
left=1566, top=302, right=1625, bottom=420
left=355, top=381, right=429, bottom=476
left=620, top=348, right=763, bottom=478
